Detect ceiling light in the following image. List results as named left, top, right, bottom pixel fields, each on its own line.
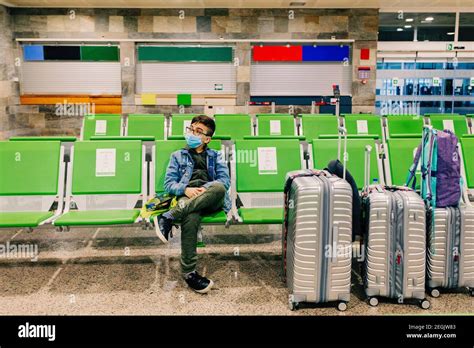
left=447, top=32, right=455, bottom=35
left=397, top=28, right=404, bottom=31
left=405, top=18, right=414, bottom=22
left=404, top=25, right=412, bottom=28
left=425, top=17, right=434, bottom=21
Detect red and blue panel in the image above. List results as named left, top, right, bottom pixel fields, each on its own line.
left=252, top=45, right=350, bottom=62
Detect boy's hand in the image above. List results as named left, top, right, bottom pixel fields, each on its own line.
left=185, top=187, right=206, bottom=198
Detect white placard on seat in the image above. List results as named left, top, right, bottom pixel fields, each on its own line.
left=258, top=147, right=278, bottom=175
left=443, top=120, right=455, bottom=133
left=357, top=120, right=369, bottom=135
left=95, top=120, right=107, bottom=135
left=270, top=120, right=281, bottom=135
left=96, top=148, right=116, bottom=177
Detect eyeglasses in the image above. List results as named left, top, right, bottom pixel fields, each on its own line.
left=185, top=126, right=210, bottom=137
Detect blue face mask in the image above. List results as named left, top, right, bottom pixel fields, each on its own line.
left=185, top=133, right=202, bottom=149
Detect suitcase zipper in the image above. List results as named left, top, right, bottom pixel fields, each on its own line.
left=389, top=191, right=396, bottom=298
left=318, top=174, right=332, bottom=303
left=445, top=207, right=457, bottom=288
left=446, top=207, right=452, bottom=288
left=390, top=191, right=405, bottom=300
left=448, top=207, right=461, bottom=288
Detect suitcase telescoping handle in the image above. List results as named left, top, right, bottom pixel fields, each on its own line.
left=364, top=144, right=372, bottom=194
left=337, top=126, right=348, bottom=181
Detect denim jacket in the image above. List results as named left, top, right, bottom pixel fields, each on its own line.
left=164, top=147, right=231, bottom=213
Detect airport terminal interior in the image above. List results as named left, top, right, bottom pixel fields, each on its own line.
left=0, top=0, right=473, bottom=315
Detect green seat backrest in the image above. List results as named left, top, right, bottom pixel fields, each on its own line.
left=170, top=114, right=198, bottom=136
left=387, top=137, right=422, bottom=188
left=427, top=114, right=468, bottom=137
left=235, top=139, right=302, bottom=192
left=301, top=114, right=339, bottom=139
left=214, top=114, right=253, bottom=140
left=256, top=114, right=295, bottom=136
left=0, top=141, right=61, bottom=196
left=343, top=114, right=383, bottom=139
left=461, top=136, right=474, bottom=189
left=127, top=114, right=166, bottom=140
left=71, top=141, right=142, bottom=195
left=154, top=140, right=185, bottom=194
left=386, top=115, right=424, bottom=138
left=312, top=138, right=379, bottom=190
left=82, top=114, right=122, bottom=140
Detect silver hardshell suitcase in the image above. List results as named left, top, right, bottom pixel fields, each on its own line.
left=283, top=170, right=353, bottom=312
left=427, top=205, right=474, bottom=297
left=283, top=128, right=353, bottom=312
left=361, top=147, right=430, bottom=309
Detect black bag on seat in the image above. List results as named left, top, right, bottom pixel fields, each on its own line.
left=325, top=159, right=361, bottom=241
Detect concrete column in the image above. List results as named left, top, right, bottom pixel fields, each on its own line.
left=120, top=41, right=136, bottom=114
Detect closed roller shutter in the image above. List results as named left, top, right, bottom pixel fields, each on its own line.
left=21, top=61, right=121, bottom=95
left=250, top=62, right=352, bottom=96
left=136, top=62, right=236, bottom=94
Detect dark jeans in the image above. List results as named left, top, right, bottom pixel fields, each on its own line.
left=169, top=182, right=226, bottom=275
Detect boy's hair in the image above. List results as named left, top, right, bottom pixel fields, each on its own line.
left=191, top=115, right=216, bottom=136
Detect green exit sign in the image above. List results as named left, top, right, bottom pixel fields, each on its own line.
left=446, top=43, right=454, bottom=51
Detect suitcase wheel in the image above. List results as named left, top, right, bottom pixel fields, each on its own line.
left=288, top=301, right=299, bottom=311
left=368, top=297, right=379, bottom=307
left=337, top=301, right=348, bottom=312
left=288, top=295, right=298, bottom=311
left=419, top=299, right=431, bottom=310
left=429, top=288, right=440, bottom=298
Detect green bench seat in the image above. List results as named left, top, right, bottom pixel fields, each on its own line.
left=427, top=114, right=468, bottom=137
left=385, top=115, right=424, bottom=139
left=386, top=137, right=422, bottom=188
left=169, top=114, right=198, bottom=137
left=234, top=138, right=303, bottom=224
left=0, top=211, right=54, bottom=228
left=214, top=114, right=253, bottom=139
left=54, top=209, right=140, bottom=226
left=461, top=136, right=474, bottom=189
left=256, top=114, right=296, bottom=136
left=127, top=114, right=166, bottom=140
left=82, top=114, right=122, bottom=140
left=0, top=140, right=63, bottom=228
left=311, top=136, right=381, bottom=190
left=342, top=114, right=383, bottom=139
left=237, top=207, right=283, bottom=224
left=54, top=140, right=144, bottom=227
left=300, top=114, right=340, bottom=139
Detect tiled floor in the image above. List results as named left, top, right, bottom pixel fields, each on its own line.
left=0, top=225, right=472, bottom=315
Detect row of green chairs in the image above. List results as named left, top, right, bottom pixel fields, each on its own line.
left=0, top=138, right=308, bottom=229
left=3, top=113, right=474, bottom=229
left=80, top=113, right=473, bottom=144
